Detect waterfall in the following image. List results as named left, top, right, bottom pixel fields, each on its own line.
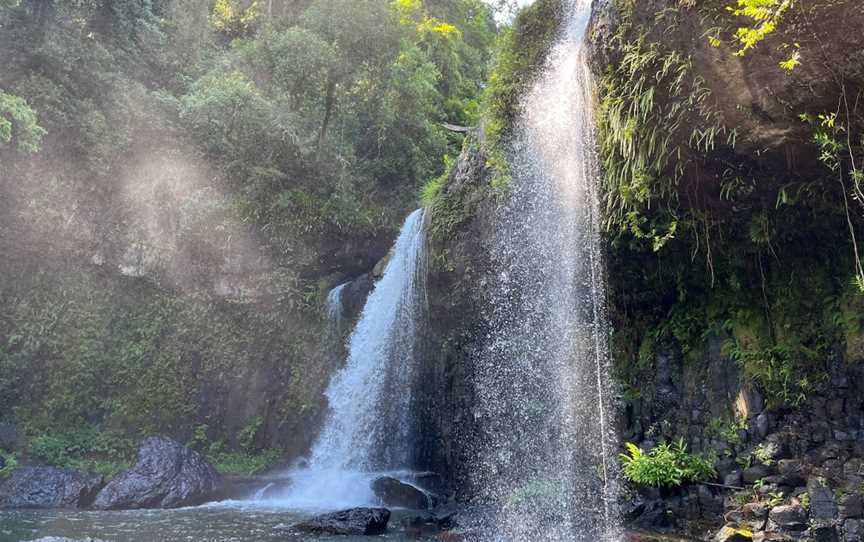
left=468, top=0, right=620, bottom=540
left=275, top=209, right=427, bottom=510
left=325, top=282, right=346, bottom=333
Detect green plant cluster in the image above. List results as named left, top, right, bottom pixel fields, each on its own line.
left=597, top=1, right=730, bottom=249
left=0, top=449, right=18, bottom=478
left=26, top=428, right=136, bottom=478
left=620, top=440, right=716, bottom=488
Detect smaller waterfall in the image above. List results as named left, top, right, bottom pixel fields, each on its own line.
left=326, top=282, right=347, bottom=334
left=272, top=209, right=427, bottom=511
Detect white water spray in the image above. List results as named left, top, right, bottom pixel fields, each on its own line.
left=468, top=0, right=621, bottom=539
left=271, top=209, right=427, bottom=511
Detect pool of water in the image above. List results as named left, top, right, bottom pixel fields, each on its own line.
left=0, top=503, right=434, bottom=542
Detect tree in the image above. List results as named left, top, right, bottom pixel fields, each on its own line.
left=0, top=90, right=45, bottom=154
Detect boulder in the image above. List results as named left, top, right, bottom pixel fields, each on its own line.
left=844, top=519, right=862, bottom=542
left=808, top=478, right=838, bottom=520
left=0, top=466, right=103, bottom=509
left=743, top=465, right=771, bottom=484
left=768, top=504, right=808, bottom=531
left=93, top=436, right=221, bottom=510
left=840, top=493, right=863, bottom=519
left=372, top=476, right=430, bottom=509
left=294, top=507, right=391, bottom=535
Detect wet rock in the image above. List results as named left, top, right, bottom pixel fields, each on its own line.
left=372, top=476, right=430, bottom=509
left=294, top=507, right=391, bottom=535
left=341, top=273, right=375, bottom=320
left=0, top=466, right=103, bottom=509
left=713, top=525, right=753, bottom=542
left=808, top=478, right=839, bottom=520
left=628, top=500, right=677, bottom=529
left=768, top=504, right=808, bottom=530
left=93, top=437, right=221, bottom=510
left=24, top=538, right=109, bottom=542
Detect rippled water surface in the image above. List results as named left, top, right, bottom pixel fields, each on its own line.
left=0, top=505, right=429, bottom=542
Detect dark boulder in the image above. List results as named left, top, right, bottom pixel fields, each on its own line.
left=294, top=507, right=391, bottom=535
left=93, top=436, right=221, bottom=510
left=808, top=478, right=838, bottom=520
left=0, top=466, right=103, bottom=509
left=372, top=476, right=430, bottom=509
left=768, top=504, right=808, bottom=531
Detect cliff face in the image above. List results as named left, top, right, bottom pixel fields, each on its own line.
left=420, top=0, right=864, bottom=537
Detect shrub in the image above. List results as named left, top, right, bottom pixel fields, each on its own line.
left=0, top=449, right=18, bottom=478
left=620, top=439, right=716, bottom=488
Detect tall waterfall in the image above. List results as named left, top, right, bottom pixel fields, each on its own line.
left=278, top=209, right=427, bottom=510
left=469, top=0, right=620, bottom=540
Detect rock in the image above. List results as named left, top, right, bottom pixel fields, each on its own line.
left=752, top=533, right=795, bottom=542
left=742, top=502, right=769, bottom=530
left=698, top=484, right=724, bottom=515
left=754, top=413, right=770, bottom=440
left=810, top=520, right=839, bottom=542
left=725, top=471, right=744, bottom=487
left=294, top=507, right=391, bottom=535
left=840, top=493, right=863, bottom=519
left=744, top=465, right=771, bottom=484
left=0, top=466, right=103, bottom=509
left=93, top=436, right=221, bottom=510
left=23, top=538, right=109, bottom=542
left=808, top=478, right=839, bottom=520
left=0, top=423, right=23, bottom=450
left=372, top=476, right=430, bottom=509
left=768, top=504, right=808, bottom=530
left=844, top=519, right=862, bottom=542
left=341, top=273, right=375, bottom=320
left=714, top=525, right=753, bottom=542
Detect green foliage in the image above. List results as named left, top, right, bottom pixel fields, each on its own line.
left=620, top=440, right=716, bottom=488
left=727, top=0, right=794, bottom=54
left=0, top=449, right=18, bottom=478
left=0, top=90, right=45, bottom=153
left=506, top=479, right=562, bottom=505
left=482, top=0, right=563, bottom=145
left=208, top=447, right=283, bottom=476
left=597, top=28, right=727, bottom=247
left=238, top=416, right=264, bottom=452
left=707, top=416, right=747, bottom=446
left=28, top=428, right=136, bottom=478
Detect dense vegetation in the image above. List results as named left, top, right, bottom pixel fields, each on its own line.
left=594, top=0, right=864, bottom=408
left=0, top=0, right=496, bottom=474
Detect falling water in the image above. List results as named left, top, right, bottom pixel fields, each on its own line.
left=325, top=282, right=346, bottom=333
left=469, top=0, right=620, bottom=540
left=275, top=209, right=427, bottom=510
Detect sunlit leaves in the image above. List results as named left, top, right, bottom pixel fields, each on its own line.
left=0, top=90, right=46, bottom=154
